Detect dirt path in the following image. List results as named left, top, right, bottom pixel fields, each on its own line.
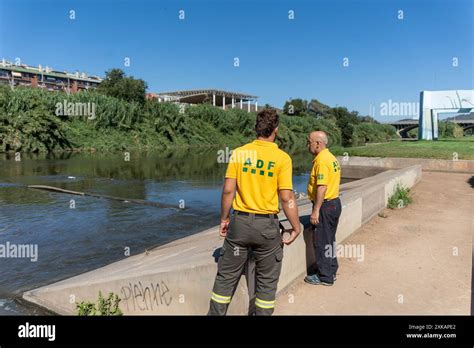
left=275, top=171, right=473, bottom=315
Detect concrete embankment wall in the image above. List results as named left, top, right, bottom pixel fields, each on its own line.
left=23, top=165, right=422, bottom=315
left=338, top=156, right=474, bottom=173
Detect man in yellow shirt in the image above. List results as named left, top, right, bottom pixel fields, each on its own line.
left=305, top=130, right=342, bottom=286
left=208, top=108, right=301, bottom=316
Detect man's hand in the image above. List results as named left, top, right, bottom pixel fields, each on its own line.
left=282, top=228, right=301, bottom=245
left=279, top=189, right=301, bottom=245
left=220, top=178, right=236, bottom=237
left=219, top=219, right=230, bottom=237
left=310, top=210, right=320, bottom=225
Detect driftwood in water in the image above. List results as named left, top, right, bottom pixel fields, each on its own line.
left=28, top=185, right=85, bottom=196
left=27, top=185, right=180, bottom=210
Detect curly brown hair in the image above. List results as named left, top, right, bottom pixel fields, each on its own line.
left=255, top=108, right=279, bottom=138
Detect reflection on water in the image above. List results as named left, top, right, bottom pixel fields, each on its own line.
left=0, top=148, right=342, bottom=315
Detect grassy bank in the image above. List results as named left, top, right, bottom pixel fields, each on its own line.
left=332, top=138, right=474, bottom=160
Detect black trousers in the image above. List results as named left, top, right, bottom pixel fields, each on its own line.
left=313, top=198, right=342, bottom=283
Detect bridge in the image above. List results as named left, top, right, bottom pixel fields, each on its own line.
left=387, top=118, right=474, bottom=138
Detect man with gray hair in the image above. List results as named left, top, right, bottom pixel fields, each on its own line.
left=305, top=131, right=342, bottom=286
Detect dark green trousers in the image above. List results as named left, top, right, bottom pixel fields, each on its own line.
left=208, top=212, right=283, bottom=316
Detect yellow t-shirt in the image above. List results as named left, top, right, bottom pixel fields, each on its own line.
left=307, top=148, right=341, bottom=201
left=225, top=139, right=293, bottom=214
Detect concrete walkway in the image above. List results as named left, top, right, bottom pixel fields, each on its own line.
left=275, top=172, right=473, bottom=315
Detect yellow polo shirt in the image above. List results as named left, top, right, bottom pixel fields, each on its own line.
left=307, top=148, right=341, bottom=201
left=225, top=140, right=293, bottom=214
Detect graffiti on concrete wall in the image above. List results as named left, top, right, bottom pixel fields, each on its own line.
left=120, top=280, right=172, bottom=312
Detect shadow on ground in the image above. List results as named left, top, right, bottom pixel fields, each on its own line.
left=468, top=176, right=474, bottom=188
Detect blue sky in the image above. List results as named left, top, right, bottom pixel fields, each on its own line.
left=0, top=0, right=472, bottom=122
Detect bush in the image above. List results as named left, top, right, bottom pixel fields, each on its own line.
left=76, top=291, right=123, bottom=316
left=388, top=183, right=412, bottom=209
left=280, top=115, right=341, bottom=147
left=352, top=123, right=397, bottom=146
left=438, top=121, right=464, bottom=138
left=0, top=86, right=71, bottom=152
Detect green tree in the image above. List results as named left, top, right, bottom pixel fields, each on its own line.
left=307, top=98, right=330, bottom=117
left=98, top=69, right=147, bottom=104
left=283, top=98, right=307, bottom=116
left=359, top=115, right=378, bottom=123
left=327, top=107, right=360, bottom=146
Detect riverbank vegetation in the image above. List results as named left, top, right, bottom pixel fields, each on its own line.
left=0, top=89, right=391, bottom=153
left=0, top=69, right=468, bottom=155
left=76, top=291, right=123, bottom=316
left=388, top=184, right=413, bottom=209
